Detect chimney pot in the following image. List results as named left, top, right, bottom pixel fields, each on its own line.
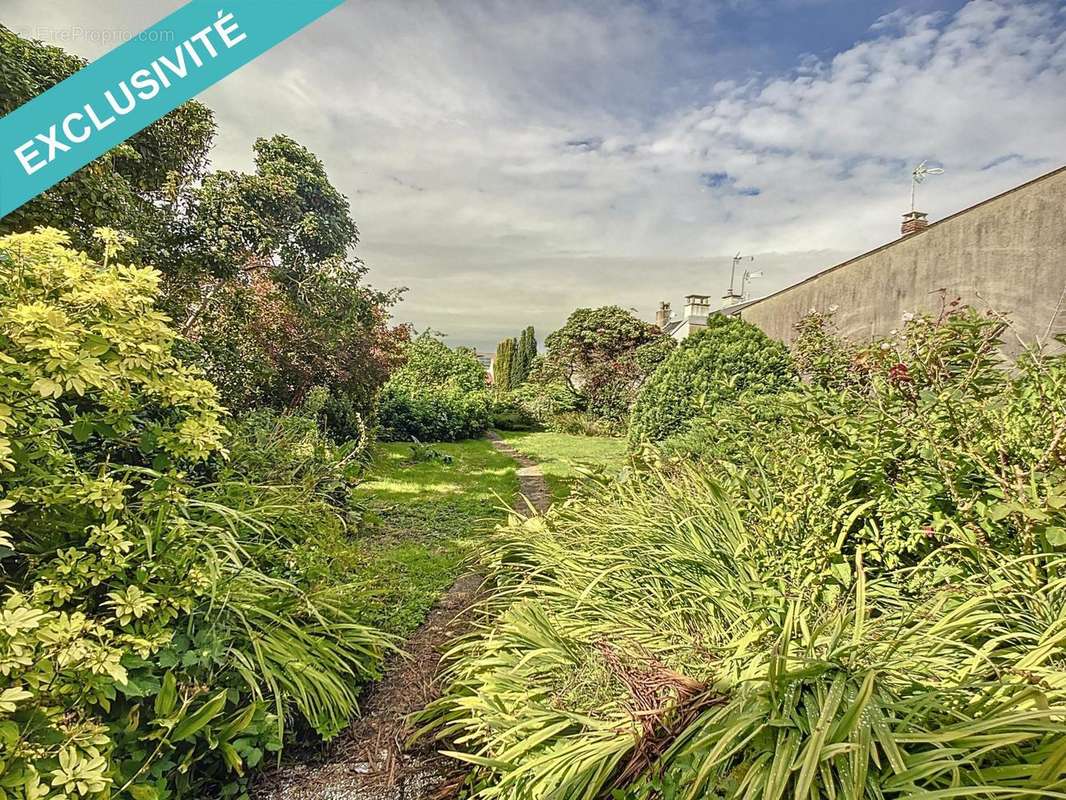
left=656, top=301, right=671, bottom=329
left=901, top=210, right=929, bottom=236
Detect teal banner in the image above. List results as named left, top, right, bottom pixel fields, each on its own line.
left=0, top=0, right=344, bottom=219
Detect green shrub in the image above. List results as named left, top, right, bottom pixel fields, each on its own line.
left=548, top=411, right=621, bottom=437
left=377, top=333, right=491, bottom=441
left=508, top=381, right=578, bottom=424
left=664, top=308, right=1066, bottom=568
left=377, top=385, right=491, bottom=442
left=389, top=333, right=487, bottom=395
left=542, top=306, right=673, bottom=424
left=628, top=314, right=795, bottom=445
left=221, top=396, right=369, bottom=514
left=487, top=393, right=540, bottom=432
left=0, top=229, right=391, bottom=798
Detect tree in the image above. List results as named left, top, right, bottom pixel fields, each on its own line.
left=379, top=334, right=490, bottom=441
left=512, top=326, right=537, bottom=387
left=494, top=326, right=537, bottom=392
left=542, top=306, right=673, bottom=423
left=392, top=334, right=488, bottom=394
left=494, top=337, right=517, bottom=392
left=188, top=134, right=358, bottom=285
left=0, top=25, right=216, bottom=271
left=2, top=27, right=406, bottom=427
left=173, top=134, right=405, bottom=420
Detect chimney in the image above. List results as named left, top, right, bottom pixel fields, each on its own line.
left=901, top=210, right=929, bottom=236
left=684, top=295, right=712, bottom=319
left=655, top=301, right=671, bottom=329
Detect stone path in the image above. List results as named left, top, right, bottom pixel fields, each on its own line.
left=486, top=431, right=552, bottom=516
left=253, top=435, right=549, bottom=800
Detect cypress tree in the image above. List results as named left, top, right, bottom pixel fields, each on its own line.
left=496, top=327, right=537, bottom=391
left=521, top=326, right=537, bottom=380
left=511, top=331, right=525, bottom=388
left=494, top=337, right=516, bottom=392
left=507, top=335, right=522, bottom=389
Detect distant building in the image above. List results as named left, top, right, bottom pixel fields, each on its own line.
left=474, top=351, right=494, bottom=381
left=656, top=165, right=1066, bottom=348
left=657, top=295, right=714, bottom=342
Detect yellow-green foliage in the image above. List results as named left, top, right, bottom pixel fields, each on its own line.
left=0, top=229, right=389, bottom=799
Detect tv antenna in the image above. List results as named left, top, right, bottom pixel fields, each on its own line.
left=741, top=268, right=763, bottom=300
left=911, top=160, right=944, bottom=211
left=725, top=252, right=753, bottom=302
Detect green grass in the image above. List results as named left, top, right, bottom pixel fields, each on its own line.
left=495, top=430, right=627, bottom=501
left=346, top=438, right=518, bottom=636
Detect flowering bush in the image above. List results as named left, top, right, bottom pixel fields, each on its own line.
left=665, top=307, right=1066, bottom=568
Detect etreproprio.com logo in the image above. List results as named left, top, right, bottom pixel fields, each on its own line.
left=11, top=25, right=176, bottom=47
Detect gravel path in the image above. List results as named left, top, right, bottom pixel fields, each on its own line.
left=253, top=435, right=549, bottom=800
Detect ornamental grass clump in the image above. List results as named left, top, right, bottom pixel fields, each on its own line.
left=0, top=229, right=393, bottom=799
left=419, top=467, right=1066, bottom=799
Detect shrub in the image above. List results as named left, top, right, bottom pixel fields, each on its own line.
left=487, top=394, right=540, bottom=432
left=420, top=466, right=1066, bottom=800
left=791, top=308, right=862, bottom=390
left=389, top=333, right=487, bottom=395
left=0, top=229, right=391, bottom=798
left=508, top=381, right=578, bottom=424
left=663, top=308, right=1066, bottom=568
left=376, top=334, right=491, bottom=441
left=378, top=385, right=491, bottom=442
left=548, top=411, right=621, bottom=437
left=220, top=390, right=369, bottom=514
left=628, top=314, right=795, bottom=445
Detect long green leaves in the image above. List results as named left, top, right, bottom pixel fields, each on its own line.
left=419, top=465, right=1066, bottom=799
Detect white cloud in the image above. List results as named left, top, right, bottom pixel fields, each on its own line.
left=2, top=0, right=1064, bottom=349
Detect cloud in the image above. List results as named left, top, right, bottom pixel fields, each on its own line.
left=2, top=0, right=1064, bottom=350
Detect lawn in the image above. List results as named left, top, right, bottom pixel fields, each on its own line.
left=494, top=430, right=627, bottom=502
left=345, top=438, right=519, bottom=636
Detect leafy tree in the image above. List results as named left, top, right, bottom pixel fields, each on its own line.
left=186, top=134, right=357, bottom=286
left=2, top=29, right=406, bottom=428
left=185, top=266, right=407, bottom=419
left=628, top=314, right=795, bottom=445
left=177, top=135, right=406, bottom=420
left=0, top=25, right=216, bottom=271
left=391, top=333, right=487, bottom=394
left=542, top=306, right=673, bottom=423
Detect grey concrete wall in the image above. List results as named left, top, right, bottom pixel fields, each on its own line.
left=738, top=166, right=1066, bottom=348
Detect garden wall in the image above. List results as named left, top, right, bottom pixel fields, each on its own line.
left=738, top=165, right=1066, bottom=347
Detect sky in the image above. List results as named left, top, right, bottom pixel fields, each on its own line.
left=3, top=0, right=1065, bottom=351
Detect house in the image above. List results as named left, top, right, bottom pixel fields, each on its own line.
left=657, top=295, right=713, bottom=341
left=657, top=164, right=1066, bottom=348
